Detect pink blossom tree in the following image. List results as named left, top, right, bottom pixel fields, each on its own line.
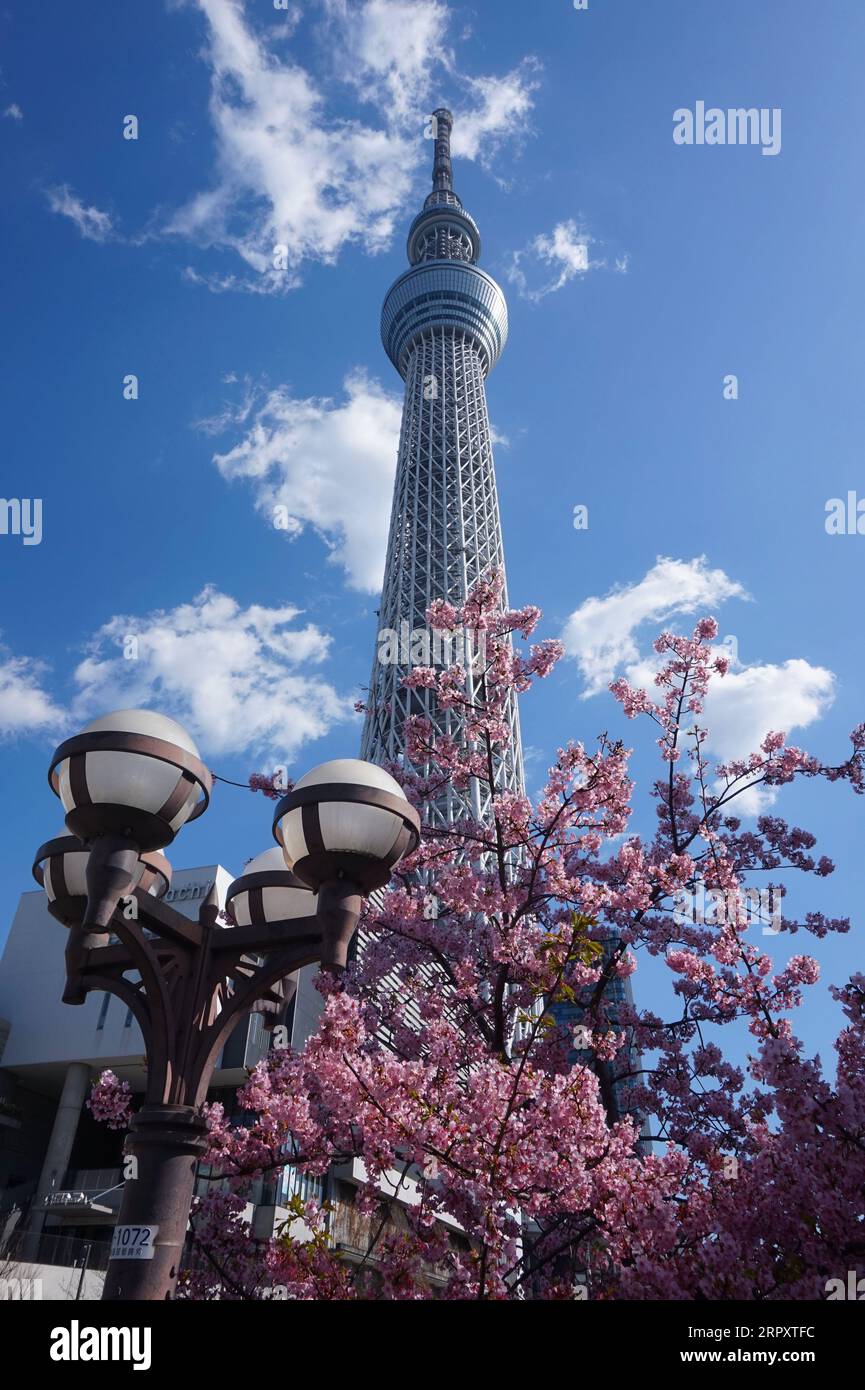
left=92, top=577, right=865, bottom=1299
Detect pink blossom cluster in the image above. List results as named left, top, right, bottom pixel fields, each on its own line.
left=87, top=1070, right=133, bottom=1130
left=91, top=587, right=865, bottom=1300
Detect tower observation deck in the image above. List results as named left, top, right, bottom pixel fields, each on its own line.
left=361, top=109, right=525, bottom=828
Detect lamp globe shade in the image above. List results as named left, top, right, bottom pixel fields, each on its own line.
left=48, top=709, right=211, bottom=851
left=273, top=758, right=420, bottom=894
left=32, top=835, right=172, bottom=924
left=225, top=847, right=318, bottom=928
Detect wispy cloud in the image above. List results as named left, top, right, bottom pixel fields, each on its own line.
left=164, top=0, right=419, bottom=291
left=316, top=1, right=539, bottom=165
left=0, top=649, right=66, bottom=738
left=45, top=185, right=115, bottom=243
left=40, top=1, right=541, bottom=288
left=164, top=0, right=540, bottom=291
left=3, top=103, right=23, bottom=122
left=507, top=219, right=593, bottom=301
left=506, top=219, right=630, bottom=300
left=321, top=0, right=452, bottom=126
left=451, top=60, right=541, bottom=172
left=208, top=371, right=402, bottom=592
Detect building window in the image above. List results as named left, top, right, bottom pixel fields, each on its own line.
left=96, top=994, right=111, bottom=1030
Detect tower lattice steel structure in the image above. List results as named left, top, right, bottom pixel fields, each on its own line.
left=361, top=109, right=525, bottom=827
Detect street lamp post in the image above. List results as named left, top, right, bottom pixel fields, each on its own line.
left=34, top=710, right=420, bottom=1301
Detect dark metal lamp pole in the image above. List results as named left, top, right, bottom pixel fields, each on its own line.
left=34, top=710, right=420, bottom=1301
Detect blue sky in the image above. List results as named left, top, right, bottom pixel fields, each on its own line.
left=0, top=0, right=863, bottom=1069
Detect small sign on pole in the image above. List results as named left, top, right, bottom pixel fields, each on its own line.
left=109, top=1224, right=158, bottom=1261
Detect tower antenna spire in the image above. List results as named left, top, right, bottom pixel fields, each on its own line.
left=431, top=108, right=454, bottom=192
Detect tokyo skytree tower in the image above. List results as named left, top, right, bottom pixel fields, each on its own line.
left=361, top=109, right=525, bottom=828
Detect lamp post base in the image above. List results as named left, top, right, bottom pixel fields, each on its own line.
left=101, top=1105, right=209, bottom=1301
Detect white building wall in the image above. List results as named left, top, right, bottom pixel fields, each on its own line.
left=0, top=866, right=234, bottom=1072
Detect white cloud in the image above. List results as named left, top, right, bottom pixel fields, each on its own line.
left=271, top=1, right=304, bottom=35
left=565, top=557, right=836, bottom=814
left=45, top=185, right=114, bottom=242
left=321, top=1, right=538, bottom=162
left=162, top=1, right=540, bottom=289
left=41, top=2, right=540, bottom=285
left=508, top=219, right=589, bottom=301
left=196, top=374, right=257, bottom=436
left=707, top=659, right=835, bottom=769
left=71, top=586, right=351, bottom=760
left=3, top=103, right=23, bottom=121
left=322, top=0, right=451, bottom=126
left=451, top=60, right=540, bottom=169
left=210, top=371, right=402, bottom=592
left=0, top=650, right=65, bottom=737
left=507, top=220, right=629, bottom=300
left=562, top=556, right=749, bottom=697
left=165, top=0, right=418, bottom=290
left=507, top=220, right=591, bottom=301
left=625, top=649, right=836, bottom=813
left=181, top=264, right=298, bottom=294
